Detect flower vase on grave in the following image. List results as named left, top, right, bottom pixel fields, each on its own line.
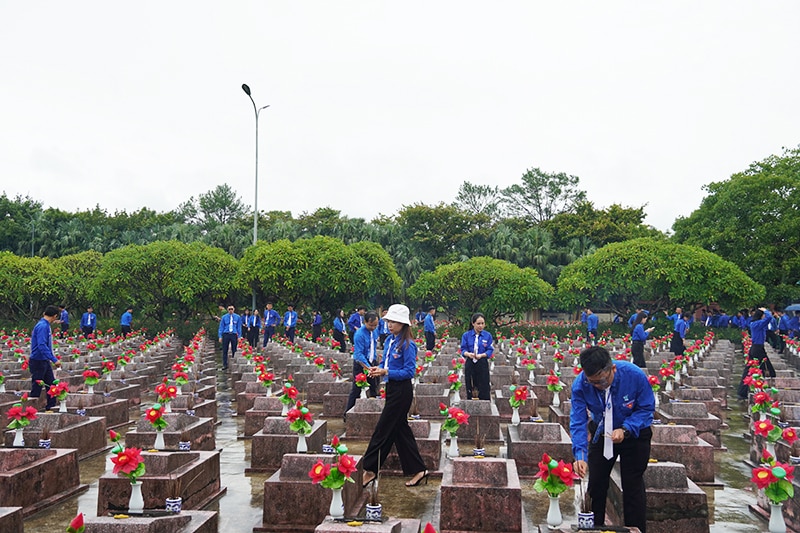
left=528, top=370, right=535, bottom=383
left=13, top=428, right=24, bottom=447
left=511, top=407, right=520, bottom=426
left=176, top=387, right=182, bottom=396
left=682, top=364, right=688, bottom=375
left=106, top=373, right=112, bottom=381
left=164, top=402, right=172, bottom=413
left=329, top=487, right=345, bottom=519
left=546, top=495, right=563, bottom=529
left=654, top=393, right=660, bottom=408
left=674, top=371, right=681, bottom=384
left=265, top=387, right=272, bottom=397
left=154, top=430, right=165, bottom=450
left=769, top=502, right=786, bottom=533
left=128, top=481, right=144, bottom=514
left=490, top=360, right=495, bottom=372
left=59, top=400, right=67, bottom=413
left=281, top=403, right=289, bottom=416
left=552, top=391, right=561, bottom=407
left=297, top=433, right=308, bottom=453
left=554, top=361, right=559, bottom=373
left=665, top=380, right=673, bottom=392
left=767, top=441, right=776, bottom=457
left=451, top=389, right=461, bottom=404
left=361, top=388, right=368, bottom=399
left=448, top=435, right=459, bottom=458
left=87, top=385, right=94, bottom=394
left=0, top=383, right=4, bottom=393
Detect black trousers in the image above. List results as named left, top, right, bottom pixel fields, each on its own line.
left=767, top=330, right=780, bottom=350
left=588, top=425, right=652, bottom=533
left=631, top=341, right=646, bottom=368
left=363, top=379, right=426, bottom=476
left=464, top=357, right=490, bottom=400
left=30, top=359, right=57, bottom=410
left=221, top=333, right=237, bottom=368
left=669, top=334, right=684, bottom=356
left=81, top=326, right=94, bottom=338
left=247, top=328, right=259, bottom=347
left=587, top=329, right=598, bottom=344
left=262, top=326, right=275, bottom=347
left=332, top=329, right=347, bottom=353
left=778, top=330, right=788, bottom=354
left=312, top=324, right=322, bottom=342
left=738, top=343, right=775, bottom=398
left=121, top=325, right=132, bottom=337
left=344, top=363, right=379, bottom=415
left=285, top=326, right=296, bottom=342
left=60, top=323, right=69, bottom=338
left=425, top=331, right=435, bottom=351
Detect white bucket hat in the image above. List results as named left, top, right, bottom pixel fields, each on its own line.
left=384, top=304, right=411, bottom=325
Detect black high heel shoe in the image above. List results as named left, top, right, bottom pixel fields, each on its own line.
left=362, top=473, right=377, bottom=488
left=405, top=470, right=429, bottom=487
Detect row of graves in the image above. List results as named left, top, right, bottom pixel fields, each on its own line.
left=223, top=328, right=763, bottom=533
left=1, top=328, right=222, bottom=533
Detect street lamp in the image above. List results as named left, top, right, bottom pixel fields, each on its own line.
left=242, top=83, right=270, bottom=311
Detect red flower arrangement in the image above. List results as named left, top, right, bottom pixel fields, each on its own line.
left=447, top=371, right=462, bottom=391
left=280, top=383, right=299, bottom=406
left=111, top=446, right=146, bottom=483
left=145, top=403, right=168, bottom=431
left=546, top=370, right=563, bottom=392
left=752, top=450, right=794, bottom=504
left=308, top=434, right=357, bottom=489
left=647, top=374, right=661, bottom=392
left=83, top=369, right=100, bottom=386
left=533, top=453, right=578, bottom=497
left=286, top=401, right=313, bottom=435
left=508, top=385, right=529, bottom=409
left=355, top=373, right=369, bottom=389
left=6, top=402, right=37, bottom=429
left=440, top=404, right=469, bottom=436
left=47, top=380, right=70, bottom=401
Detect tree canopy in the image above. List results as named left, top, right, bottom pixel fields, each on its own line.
left=407, top=256, right=553, bottom=325
left=672, top=146, right=800, bottom=303
left=555, top=238, right=765, bottom=316
left=500, top=167, right=587, bottom=224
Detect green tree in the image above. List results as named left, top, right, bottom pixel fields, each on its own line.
left=542, top=201, right=663, bottom=248
left=92, top=241, right=238, bottom=320
left=176, top=184, right=249, bottom=229
left=0, top=252, right=61, bottom=320
left=407, top=257, right=553, bottom=326
left=500, top=167, right=587, bottom=224
left=51, top=251, right=104, bottom=312
left=672, top=146, right=800, bottom=302
left=555, top=238, right=765, bottom=316
left=453, top=181, right=502, bottom=221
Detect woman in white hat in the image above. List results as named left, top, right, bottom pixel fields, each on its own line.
left=361, top=304, right=429, bottom=488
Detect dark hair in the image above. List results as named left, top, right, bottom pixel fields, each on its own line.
left=579, top=346, right=613, bottom=377
left=59, top=304, right=66, bottom=309
left=635, top=311, right=648, bottom=325
left=364, top=311, right=379, bottom=324
left=681, top=312, right=691, bottom=320
left=357, top=305, right=367, bottom=312
left=427, top=306, right=435, bottom=312
left=469, top=313, right=486, bottom=330
left=44, top=305, right=59, bottom=317
left=336, top=309, right=344, bottom=318
left=753, top=309, right=764, bottom=321
left=395, top=323, right=414, bottom=352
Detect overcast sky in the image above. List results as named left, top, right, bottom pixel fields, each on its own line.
left=2, top=2, right=798, bottom=233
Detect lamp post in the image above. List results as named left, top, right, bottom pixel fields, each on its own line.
left=242, top=83, right=270, bottom=311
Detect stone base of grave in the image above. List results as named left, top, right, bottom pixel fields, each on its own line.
left=82, top=511, right=217, bottom=533
left=454, top=400, right=502, bottom=442
left=93, top=382, right=143, bottom=405
left=650, top=424, right=715, bottom=484
left=439, top=458, right=522, bottom=533
left=306, top=374, right=337, bottom=402
left=254, top=453, right=367, bottom=533
left=97, top=450, right=225, bottom=516
left=656, top=401, right=723, bottom=449
left=314, top=518, right=420, bottom=533
left=244, top=396, right=284, bottom=437
left=505, top=422, right=573, bottom=476
left=413, top=383, right=450, bottom=418
left=607, top=461, right=709, bottom=533
left=0, top=507, right=23, bottom=533
left=0, top=448, right=89, bottom=517
left=249, top=418, right=328, bottom=472
left=382, top=419, right=442, bottom=474
left=65, top=393, right=130, bottom=428
left=125, top=414, right=215, bottom=451
left=536, top=527, right=641, bottom=533
left=494, top=389, right=539, bottom=420
left=169, top=395, right=217, bottom=423
left=322, top=382, right=358, bottom=418
left=345, top=398, right=385, bottom=438
left=7, top=413, right=107, bottom=460
left=669, top=388, right=723, bottom=418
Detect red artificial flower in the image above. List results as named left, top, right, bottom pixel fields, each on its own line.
left=284, top=386, right=298, bottom=399
left=155, top=383, right=167, bottom=396
left=447, top=372, right=459, bottom=384
left=783, top=427, right=799, bottom=445
left=355, top=373, right=368, bottom=384
left=754, top=419, right=775, bottom=438
left=331, top=435, right=340, bottom=447
left=448, top=407, right=470, bottom=425
left=109, top=429, right=119, bottom=441
left=752, top=466, right=777, bottom=489
left=82, top=370, right=100, bottom=380
left=145, top=406, right=165, bottom=423
left=6, top=405, right=24, bottom=421
left=647, top=375, right=660, bottom=386
left=111, top=447, right=143, bottom=475
left=546, top=371, right=560, bottom=386
left=337, top=454, right=358, bottom=477
left=553, top=460, right=576, bottom=486
left=286, top=407, right=302, bottom=422
left=67, top=512, right=84, bottom=533
left=308, top=460, right=331, bottom=483
left=753, top=392, right=771, bottom=405
left=422, top=523, right=437, bottom=533
left=514, top=386, right=529, bottom=402
left=439, top=402, right=447, bottom=412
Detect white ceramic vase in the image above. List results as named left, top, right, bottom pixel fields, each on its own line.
left=329, top=488, right=344, bottom=519
left=129, top=481, right=144, bottom=514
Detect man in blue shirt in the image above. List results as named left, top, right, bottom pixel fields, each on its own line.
left=377, top=309, right=390, bottom=347
left=246, top=310, right=261, bottom=347
left=311, top=310, right=322, bottom=342
left=348, top=306, right=366, bottom=345
left=120, top=306, right=133, bottom=337
left=80, top=306, right=97, bottom=338
left=737, top=307, right=775, bottom=399
left=570, top=346, right=654, bottom=533
left=284, top=304, right=298, bottom=342
left=217, top=305, right=241, bottom=371
left=424, top=306, right=436, bottom=351
left=30, top=305, right=61, bottom=411
left=261, top=302, right=280, bottom=347
left=345, top=311, right=380, bottom=419
left=58, top=304, right=69, bottom=338
left=585, top=308, right=599, bottom=344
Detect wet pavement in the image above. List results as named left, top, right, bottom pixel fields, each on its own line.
left=22, top=360, right=774, bottom=532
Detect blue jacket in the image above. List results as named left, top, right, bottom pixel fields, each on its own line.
left=60, top=309, right=69, bottom=325
left=779, top=314, right=791, bottom=331
left=632, top=323, right=649, bottom=342
left=750, top=311, right=772, bottom=345
left=218, top=313, right=241, bottom=338
left=284, top=311, right=298, bottom=328
left=120, top=311, right=132, bottom=327
left=424, top=313, right=436, bottom=333
left=586, top=314, right=599, bottom=331
left=347, top=312, right=362, bottom=333
left=80, top=312, right=96, bottom=329
left=381, top=334, right=417, bottom=381
left=263, top=309, right=280, bottom=327
left=378, top=318, right=389, bottom=336
left=570, top=361, right=654, bottom=462
left=333, top=317, right=347, bottom=334
left=312, top=313, right=322, bottom=326
left=30, top=318, right=57, bottom=363
left=353, top=327, right=378, bottom=368
left=675, top=319, right=689, bottom=339
left=460, top=330, right=494, bottom=359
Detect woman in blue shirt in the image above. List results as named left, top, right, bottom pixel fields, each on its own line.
left=460, top=312, right=494, bottom=400
left=332, top=309, right=348, bottom=353
left=362, top=304, right=428, bottom=488
left=630, top=312, right=654, bottom=368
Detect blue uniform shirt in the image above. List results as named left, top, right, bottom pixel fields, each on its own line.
left=382, top=334, right=417, bottom=381
left=586, top=314, right=599, bottom=331
left=284, top=311, right=298, bottom=328
left=333, top=317, right=347, bottom=333
left=30, top=318, right=57, bottom=363
left=569, top=361, right=654, bottom=462
left=347, top=313, right=362, bottom=333
left=80, top=312, right=96, bottom=329
left=120, top=311, right=132, bottom=327
left=459, top=330, right=494, bottom=359
left=263, top=309, right=280, bottom=327
left=218, top=313, right=241, bottom=337
left=424, top=314, right=436, bottom=333
left=750, top=311, right=772, bottom=345
left=632, top=323, right=649, bottom=342
left=353, top=327, right=378, bottom=368
left=312, top=313, right=322, bottom=326
left=60, top=309, right=69, bottom=325
left=675, top=319, right=689, bottom=339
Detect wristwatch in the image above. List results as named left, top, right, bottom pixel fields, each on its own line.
left=622, top=428, right=631, bottom=440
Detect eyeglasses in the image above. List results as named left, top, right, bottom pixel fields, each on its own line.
left=227, top=307, right=234, bottom=311
left=586, top=366, right=614, bottom=387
